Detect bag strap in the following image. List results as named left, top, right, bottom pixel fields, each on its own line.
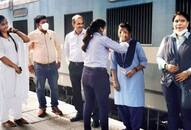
left=171, top=37, right=179, bottom=64
left=8, top=34, right=18, bottom=52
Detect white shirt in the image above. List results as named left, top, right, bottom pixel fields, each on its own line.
left=64, top=29, right=86, bottom=64
left=156, top=31, right=191, bottom=72
left=84, top=32, right=129, bottom=68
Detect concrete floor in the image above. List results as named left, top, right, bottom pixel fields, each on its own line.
left=0, top=92, right=125, bottom=130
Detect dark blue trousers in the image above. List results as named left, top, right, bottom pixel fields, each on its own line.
left=34, top=62, right=59, bottom=108
left=118, top=105, right=144, bottom=130
left=162, top=82, right=191, bottom=130
left=82, top=67, right=110, bottom=130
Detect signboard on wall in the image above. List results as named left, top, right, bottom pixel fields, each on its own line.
left=13, top=8, right=28, bottom=17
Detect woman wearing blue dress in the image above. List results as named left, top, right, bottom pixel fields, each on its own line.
left=111, top=23, right=147, bottom=130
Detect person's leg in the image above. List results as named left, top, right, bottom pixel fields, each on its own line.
left=129, top=106, right=144, bottom=130
left=0, top=103, right=9, bottom=123
left=69, top=62, right=83, bottom=115
left=34, top=63, right=47, bottom=108
left=93, top=69, right=110, bottom=130
left=162, top=83, right=181, bottom=130
left=118, top=105, right=132, bottom=130
left=82, top=68, right=95, bottom=130
left=11, top=100, right=22, bottom=120
left=47, top=63, right=63, bottom=115
left=12, top=100, right=29, bottom=126
left=91, top=100, right=100, bottom=128
left=47, top=63, right=59, bottom=107
left=181, top=108, right=191, bottom=130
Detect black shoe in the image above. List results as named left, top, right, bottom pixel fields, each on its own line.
left=91, top=120, right=100, bottom=128
left=70, top=113, right=83, bottom=122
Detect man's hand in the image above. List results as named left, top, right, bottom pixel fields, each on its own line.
left=28, top=65, right=35, bottom=73
left=56, top=61, right=61, bottom=69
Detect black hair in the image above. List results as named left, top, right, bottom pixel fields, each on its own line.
left=34, top=15, right=47, bottom=24
left=172, top=11, right=190, bottom=22
left=82, top=19, right=106, bottom=52
left=0, top=15, right=6, bottom=37
left=119, top=22, right=132, bottom=33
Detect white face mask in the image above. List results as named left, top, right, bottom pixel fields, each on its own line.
left=174, top=28, right=188, bottom=36
left=41, top=23, right=49, bottom=31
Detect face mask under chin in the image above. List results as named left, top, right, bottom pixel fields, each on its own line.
left=174, top=28, right=188, bottom=36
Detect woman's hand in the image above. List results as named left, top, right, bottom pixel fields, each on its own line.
left=8, top=27, right=18, bottom=33
left=15, top=66, right=22, bottom=74
left=113, top=80, right=120, bottom=91
left=165, top=64, right=178, bottom=73
left=176, top=71, right=190, bottom=82
left=126, top=69, right=136, bottom=78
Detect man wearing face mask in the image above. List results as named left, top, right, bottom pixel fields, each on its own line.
left=28, top=15, right=63, bottom=117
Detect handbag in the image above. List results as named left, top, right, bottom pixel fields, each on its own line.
left=180, top=83, right=191, bottom=109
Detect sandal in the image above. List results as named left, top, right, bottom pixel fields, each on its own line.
left=2, top=120, right=17, bottom=128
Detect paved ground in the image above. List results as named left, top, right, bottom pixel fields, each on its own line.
left=0, top=92, right=125, bottom=130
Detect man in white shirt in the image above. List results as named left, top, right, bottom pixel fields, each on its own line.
left=64, top=14, right=85, bottom=122
left=64, top=15, right=99, bottom=127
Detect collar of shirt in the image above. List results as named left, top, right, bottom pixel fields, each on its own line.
left=36, top=28, right=50, bottom=35
left=72, top=29, right=86, bottom=36
left=93, top=32, right=102, bottom=36
left=171, top=31, right=190, bottom=50
left=171, top=31, right=190, bottom=39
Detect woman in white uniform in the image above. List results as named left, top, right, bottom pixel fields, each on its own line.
left=0, top=15, right=30, bottom=127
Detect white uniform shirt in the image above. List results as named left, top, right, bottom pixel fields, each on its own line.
left=64, top=29, right=86, bottom=64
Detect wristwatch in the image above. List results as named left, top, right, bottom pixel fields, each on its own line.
left=164, top=64, right=168, bottom=70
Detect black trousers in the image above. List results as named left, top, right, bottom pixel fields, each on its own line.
left=162, top=82, right=191, bottom=130
left=69, top=62, right=84, bottom=114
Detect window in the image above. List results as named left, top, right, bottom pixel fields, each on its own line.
left=13, top=20, right=28, bottom=34
left=64, top=11, right=93, bottom=36
left=176, top=0, right=191, bottom=30
left=107, top=3, right=152, bottom=44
